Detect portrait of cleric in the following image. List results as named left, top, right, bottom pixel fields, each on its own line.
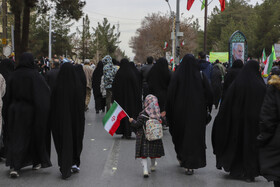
left=232, top=43, right=244, bottom=63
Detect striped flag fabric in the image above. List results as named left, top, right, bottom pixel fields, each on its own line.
left=201, top=0, right=205, bottom=10
left=187, top=0, right=195, bottom=11
left=262, top=45, right=277, bottom=76
left=220, top=0, right=225, bottom=12
left=103, top=101, right=127, bottom=136
left=163, top=42, right=168, bottom=50
left=262, top=48, right=266, bottom=64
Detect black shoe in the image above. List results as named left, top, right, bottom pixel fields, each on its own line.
left=102, top=109, right=105, bottom=113
left=96, top=111, right=99, bottom=114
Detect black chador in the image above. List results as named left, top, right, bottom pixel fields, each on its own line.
left=50, top=63, right=85, bottom=179
left=212, top=60, right=266, bottom=180
left=166, top=54, right=213, bottom=170
left=112, top=58, right=142, bottom=139
left=5, top=53, right=51, bottom=174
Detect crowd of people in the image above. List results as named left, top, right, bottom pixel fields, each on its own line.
left=0, top=52, right=280, bottom=187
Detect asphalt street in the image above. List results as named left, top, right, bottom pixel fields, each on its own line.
left=0, top=96, right=273, bottom=187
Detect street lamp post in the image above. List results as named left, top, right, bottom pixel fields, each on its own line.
left=165, top=0, right=181, bottom=68
left=165, top=0, right=176, bottom=67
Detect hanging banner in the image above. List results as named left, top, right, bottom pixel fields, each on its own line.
left=229, top=30, right=248, bottom=65
left=209, top=52, right=229, bottom=63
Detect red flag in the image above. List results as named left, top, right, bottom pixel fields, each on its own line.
left=219, top=0, right=225, bottom=12
left=187, top=0, right=195, bottom=11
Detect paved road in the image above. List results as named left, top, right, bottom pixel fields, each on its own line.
left=0, top=97, right=273, bottom=187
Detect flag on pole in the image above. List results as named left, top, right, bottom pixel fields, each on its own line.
left=262, top=46, right=277, bottom=76
left=103, top=101, right=128, bottom=136
left=187, top=0, right=195, bottom=11
left=262, top=48, right=266, bottom=64
left=163, top=42, right=168, bottom=50
left=181, top=41, right=185, bottom=46
left=201, top=0, right=205, bottom=10
left=219, top=0, right=225, bottom=12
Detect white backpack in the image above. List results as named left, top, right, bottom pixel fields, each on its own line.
left=142, top=115, right=163, bottom=141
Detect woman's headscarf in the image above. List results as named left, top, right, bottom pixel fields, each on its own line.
left=144, top=94, right=161, bottom=121
left=17, top=52, right=35, bottom=69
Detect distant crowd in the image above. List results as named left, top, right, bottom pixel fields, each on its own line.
left=0, top=52, right=280, bottom=187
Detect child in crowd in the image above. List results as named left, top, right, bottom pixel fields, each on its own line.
left=129, top=94, right=165, bottom=178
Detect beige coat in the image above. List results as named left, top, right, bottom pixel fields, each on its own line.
left=83, top=65, right=94, bottom=89
left=0, top=74, right=6, bottom=135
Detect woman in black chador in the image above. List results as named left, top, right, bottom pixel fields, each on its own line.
left=50, top=63, right=85, bottom=179
left=166, top=54, right=213, bottom=175
left=211, top=60, right=223, bottom=109
left=112, top=58, right=142, bottom=139
left=147, top=57, right=172, bottom=112
left=212, top=60, right=266, bottom=182
left=5, top=53, right=51, bottom=178
left=92, top=61, right=106, bottom=113
left=221, top=59, right=243, bottom=102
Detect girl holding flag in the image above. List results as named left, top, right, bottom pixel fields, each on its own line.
left=129, top=95, right=165, bottom=178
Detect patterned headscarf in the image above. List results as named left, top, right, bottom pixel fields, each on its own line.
left=102, top=55, right=112, bottom=65
left=144, top=94, right=161, bottom=121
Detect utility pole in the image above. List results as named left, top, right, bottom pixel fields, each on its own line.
left=172, top=14, right=176, bottom=65
left=204, top=0, right=208, bottom=53
left=175, top=0, right=180, bottom=65
left=82, top=17, right=85, bottom=63
left=2, top=0, right=7, bottom=58
left=48, top=15, right=52, bottom=60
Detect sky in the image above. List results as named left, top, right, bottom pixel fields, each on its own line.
left=75, top=0, right=263, bottom=59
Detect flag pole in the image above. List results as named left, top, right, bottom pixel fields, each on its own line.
left=113, top=100, right=130, bottom=119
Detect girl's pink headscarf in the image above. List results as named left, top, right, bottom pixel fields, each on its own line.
left=144, top=94, right=161, bottom=121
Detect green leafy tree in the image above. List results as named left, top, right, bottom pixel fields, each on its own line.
left=92, top=18, right=120, bottom=59
left=8, top=0, right=85, bottom=63
left=254, top=0, right=280, bottom=56
left=28, top=12, right=75, bottom=59
left=76, top=14, right=93, bottom=61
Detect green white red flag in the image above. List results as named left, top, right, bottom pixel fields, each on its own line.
left=262, top=46, right=277, bottom=76
left=262, top=48, right=266, bottom=64
left=163, top=42, right=168, bottom=50
left=103, top=101, right=128, bottom=136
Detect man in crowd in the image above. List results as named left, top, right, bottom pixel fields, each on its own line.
left=83, top=59, right=95, bottom=111
left=140, top=56, right=154, bottom=99
left=103, top=55, right=118, bottom=112
left=197, top=52, right=212, bottom=83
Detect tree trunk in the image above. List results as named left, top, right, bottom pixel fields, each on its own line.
left=14, top=9, right=22, bottom=65
left=21, top=3, right=30, bottom=53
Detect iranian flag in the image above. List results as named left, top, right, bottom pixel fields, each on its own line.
left=103, top=101, right=127, bottom=136
left=262, top=48, right=266, bottom=63
left=263, top=46, right=277, bottom=76
left=163, top=42, right=168, bottom=50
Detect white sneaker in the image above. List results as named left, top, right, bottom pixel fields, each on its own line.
left=10, top=170, right=19, bottom=178
left=71, top=165, right=80, bottom=173
left=143, top=171, right=149, bottom=178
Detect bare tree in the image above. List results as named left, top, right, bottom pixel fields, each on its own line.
left=129, top=12, right=197, bottom=63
